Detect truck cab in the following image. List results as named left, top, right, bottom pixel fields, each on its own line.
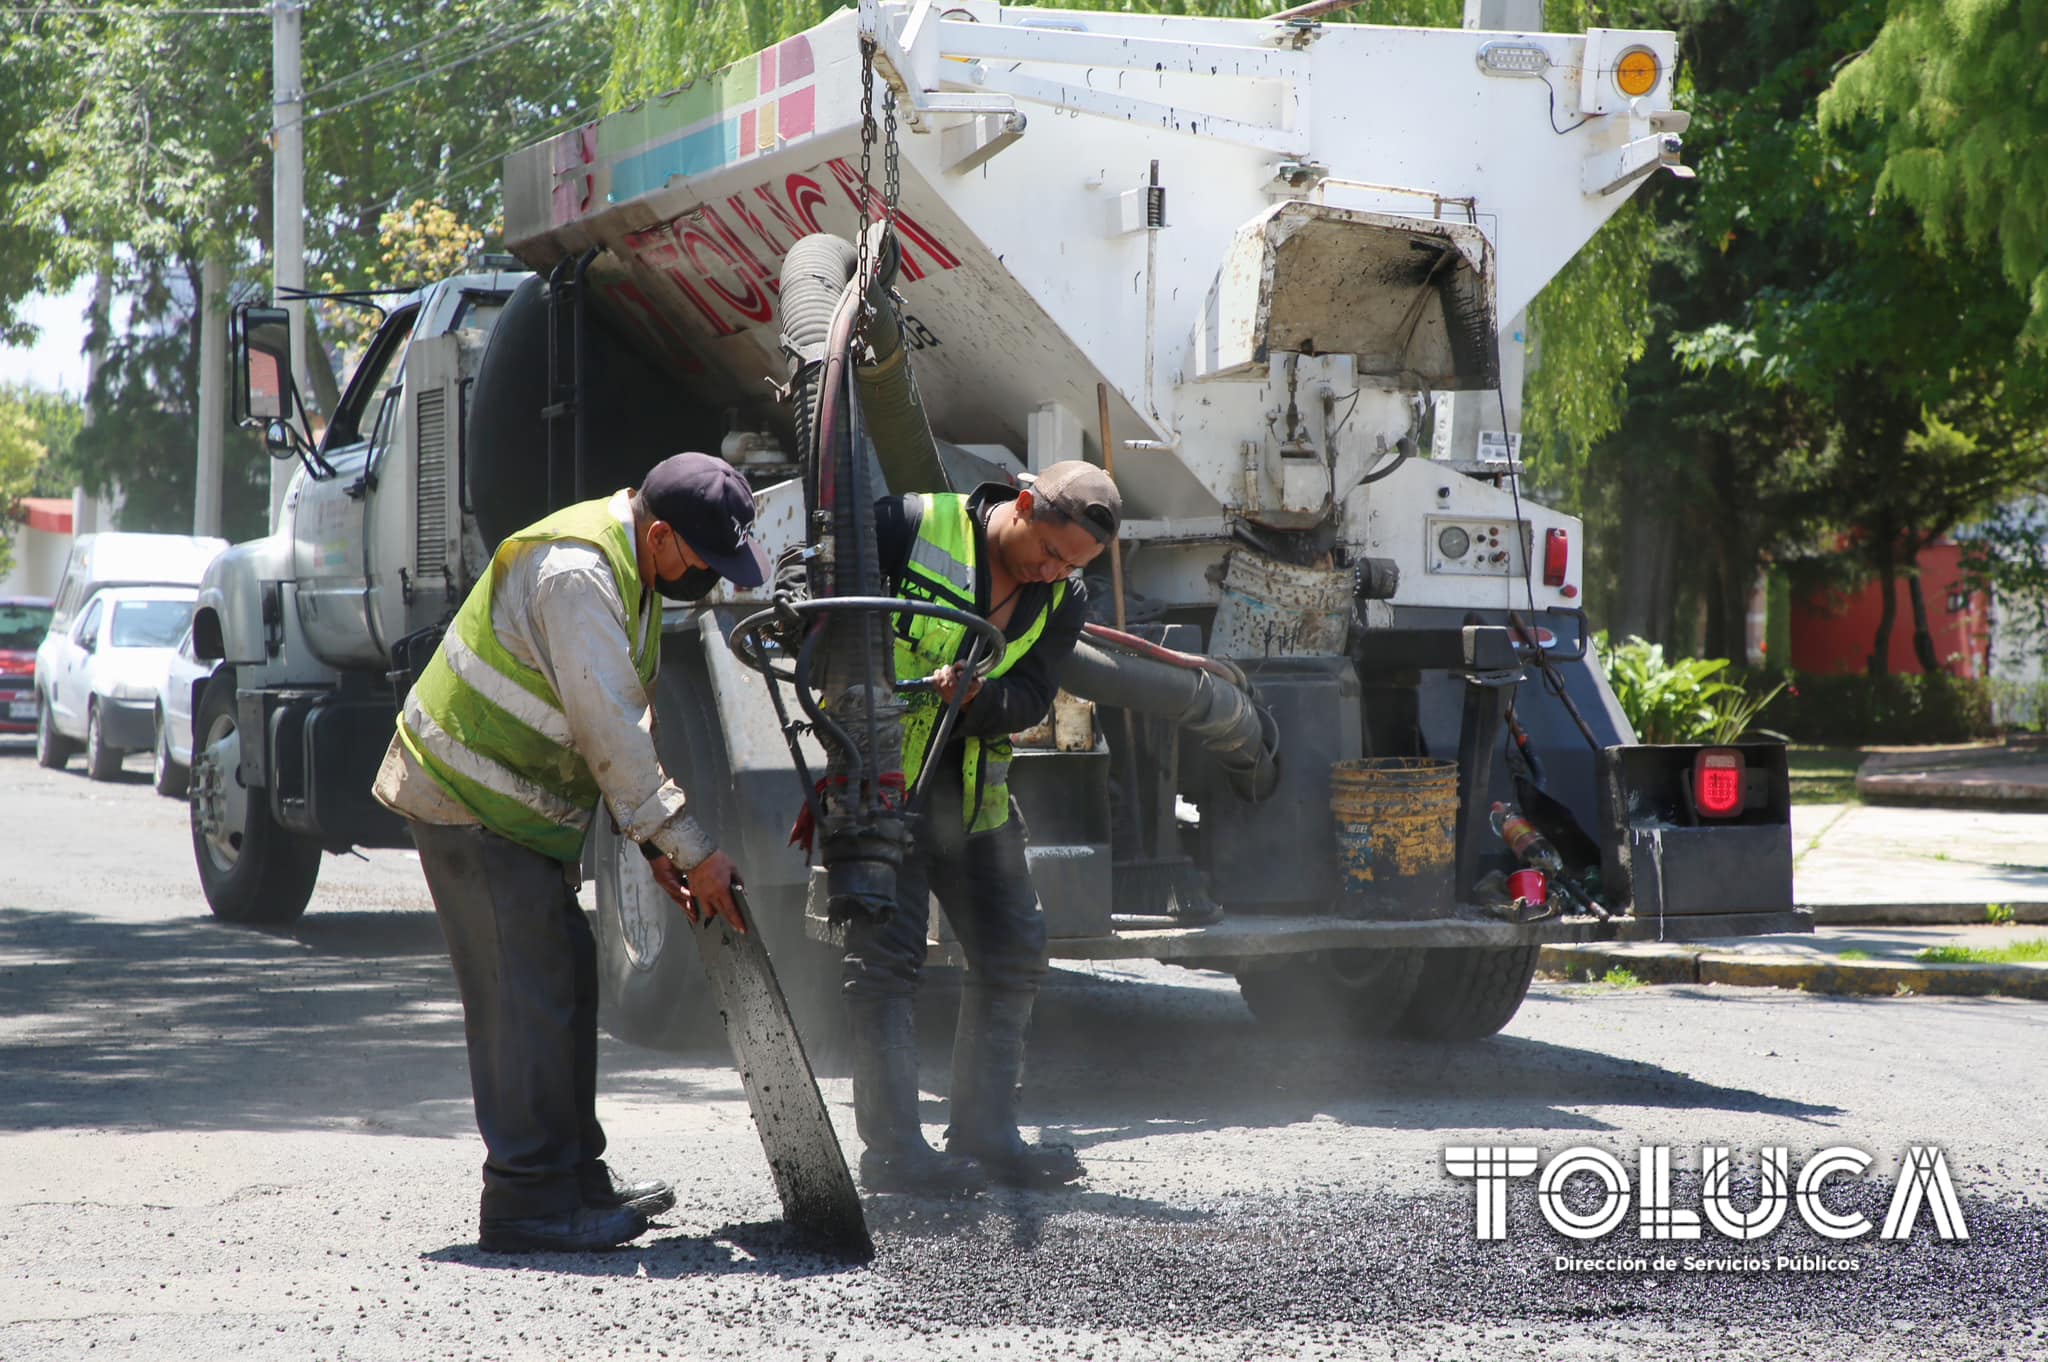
left=187, top=271, right=520, bottom=923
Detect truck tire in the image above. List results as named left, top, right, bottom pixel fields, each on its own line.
left=1397, top=945, right=1541, bottom=1042
left=593, top=818, right=847, bottom=1066
left=592, top=815, right=715, bottom=1048
left=1235, top=947, right=1425, bottom=1039
left=85, top=700, right=124, bottom=781
left=153, top=710, right=190, bottom=798
left=36, top=692, right=74, bottom=770
left=189, top=671, right=321, bottom=926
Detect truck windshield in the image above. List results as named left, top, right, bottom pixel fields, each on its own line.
left=325, top=303, right=420, bottom=449
left=0, top=603, right=52, bottom=649
left=110, top=600, right=194, bottom=649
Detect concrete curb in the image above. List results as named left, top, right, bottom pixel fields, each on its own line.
left=1539, top=944, right=2048, bottom=1001
left=1856, top=773, right=2048, bottom=809
left=1797, top=902, right=2048, bottom=925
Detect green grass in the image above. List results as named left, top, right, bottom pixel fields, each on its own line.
left=1986, top=903, right=2016, bottom=926
left=1836, top=949, right=1873, bottom=961
left=1914, top=938, right=2048, bottom=966
left=1787, top=745, right=1865, bottom=805
left=1601, top=967, right=1646, bottom=988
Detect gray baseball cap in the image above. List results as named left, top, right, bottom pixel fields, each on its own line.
left=1029, top=460, right=1122, bottom=544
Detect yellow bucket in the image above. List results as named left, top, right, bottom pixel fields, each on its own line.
left=1328, top=757, right=1458, bottom=919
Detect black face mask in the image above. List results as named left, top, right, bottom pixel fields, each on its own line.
left=655, top=565, right=721, bottom=602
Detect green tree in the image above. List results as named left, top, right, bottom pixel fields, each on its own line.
left=1822, top=0, right=2048, bottom=343
left=5, top=0, right=610, bottom=531
left=0, top=396, right=47, bottom=578
left=603, top=1, right=1468, bottom=111
left=66, top=259, right=274, bottom=542
left=1676, top=0, right=2048, bottom=676
left=3, top=385, right=86, bottom=500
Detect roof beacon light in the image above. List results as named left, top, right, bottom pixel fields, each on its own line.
left=1693, top=748, right=1745, bottom=819
left=1478, top=41, right=1548, bottom=78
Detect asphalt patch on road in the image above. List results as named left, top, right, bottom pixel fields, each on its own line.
left=862, top=1175, right=2048, bottom=1334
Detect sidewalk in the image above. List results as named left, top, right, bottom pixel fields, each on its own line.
left=1538, top=744, right=2048, bottom=1001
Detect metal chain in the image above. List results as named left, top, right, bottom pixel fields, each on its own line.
left=856, top=36, right=877, bottom=301
left=883, top=87, right=901, bottom=251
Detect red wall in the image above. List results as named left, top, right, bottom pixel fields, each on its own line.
left=1790, top=540, right=1990, bottom=677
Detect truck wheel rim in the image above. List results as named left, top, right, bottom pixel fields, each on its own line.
left=614, top=842, right=668, bottom=970
left=194, top=711, right=246, bottom=871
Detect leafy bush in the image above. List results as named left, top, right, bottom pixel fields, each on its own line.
left=1752, top=671, right=1996, bottom=745
left=1597, top=635, right=1786, bottom=744
left=1988, top=678, right=2048, bottom=732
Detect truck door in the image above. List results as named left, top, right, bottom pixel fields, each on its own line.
left=291, top=303, right=419, bottom=670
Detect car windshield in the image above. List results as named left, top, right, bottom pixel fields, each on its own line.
left=0, top=603, right=52, bottom=650
left=109, top=599, right=193, bottom=649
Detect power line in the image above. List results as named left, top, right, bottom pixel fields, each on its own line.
left=329, top=59, right=609, bottom=225
left=286, top=11, right=577, bottom=134
left=299, top=5, right=501, bottom=100
left=2, top=5, right=265, bottom=12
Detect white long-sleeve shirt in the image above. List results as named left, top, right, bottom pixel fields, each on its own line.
left=373, top=491, right=717, bottom=869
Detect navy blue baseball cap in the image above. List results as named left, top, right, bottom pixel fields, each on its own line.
left=640, top=452, right=771, bottom=588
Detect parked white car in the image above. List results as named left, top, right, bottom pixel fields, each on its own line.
left=150, top=622, right=215, bottom=797
left=35, top=586, right=197, bottom=780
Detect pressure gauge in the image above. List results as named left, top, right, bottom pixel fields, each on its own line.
left=1437, top=525, right=1472, bottom=559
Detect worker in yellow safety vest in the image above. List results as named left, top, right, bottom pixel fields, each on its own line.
left=845, top=460, right=1121, bottom=1195
left=373, top=452, right=769, bottom=1254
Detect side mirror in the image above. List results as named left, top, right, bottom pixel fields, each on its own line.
left=236, top=305, right=294, bottom=425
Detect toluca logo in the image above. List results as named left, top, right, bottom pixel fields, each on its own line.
left=1445, top=1146, right=1969, bottom=1243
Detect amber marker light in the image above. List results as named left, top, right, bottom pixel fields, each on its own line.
left=1615, top=47, right=1660, bottom=98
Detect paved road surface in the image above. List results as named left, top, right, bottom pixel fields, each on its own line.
left=2, top=745, right=2044, bottom=1360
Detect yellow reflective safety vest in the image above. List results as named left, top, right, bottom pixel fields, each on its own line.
left=398, top=498, right=660, bottom=862
left=893, top=493, right=1066, bottom=833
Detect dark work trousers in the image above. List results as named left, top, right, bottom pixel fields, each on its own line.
left=410, top=820, right=604, bottom=1221
left=842, top=761, right=1049, bottom=1003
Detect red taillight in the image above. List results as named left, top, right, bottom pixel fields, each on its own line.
left=1543, top=527, right=1569, bottom=587
left=1694, top=747, right=1744, bottom=818
left=0, top=654, right=33, bottom=676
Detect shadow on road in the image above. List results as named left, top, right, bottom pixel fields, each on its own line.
left=1005, top=966, right=1845, bottom=1147
left=0, top=905, right=742, bottom=1136
left=422, top=1216, right=868, bottom=1280
left=0, top=895, right=1845, bottom=1148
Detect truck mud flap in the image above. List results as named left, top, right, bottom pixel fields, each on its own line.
left=694, top=885, right=872, bottom=1261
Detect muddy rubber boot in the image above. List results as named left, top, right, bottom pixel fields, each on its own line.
left=848, top=995, right=987, bottom=1197
left=944, top=987, right=1083, bottom=1188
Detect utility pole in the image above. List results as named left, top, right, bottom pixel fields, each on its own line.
left=193, top=258, right=226, bottom=538
left=270, top=0, right=308, bottom=534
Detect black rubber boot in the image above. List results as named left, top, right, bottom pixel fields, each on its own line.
left=944, top=986, right=1083, bottom=1188
left=848, top=995, right=987, bottom=1197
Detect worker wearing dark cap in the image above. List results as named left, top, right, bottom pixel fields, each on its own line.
left=373, top=451, right=770, bottom=1253
left=845, top=460, right=1121, bottom=1195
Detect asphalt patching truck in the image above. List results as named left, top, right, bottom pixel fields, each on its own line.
left=193, top=1, right=1803, bottom=1052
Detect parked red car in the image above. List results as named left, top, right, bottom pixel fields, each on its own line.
left=0, top=596, right=55, bottom=734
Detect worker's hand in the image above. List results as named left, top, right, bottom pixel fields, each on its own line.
left=647, top=853, right=696, bottom=918
left=928, top=663, right=983, bottom=707
left=685, top=849, right=748, bottom=935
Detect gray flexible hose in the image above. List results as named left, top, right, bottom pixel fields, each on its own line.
left=1060, top=640, right=1280, bottom=803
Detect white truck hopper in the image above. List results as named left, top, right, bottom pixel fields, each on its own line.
left=501, top=0, right=1687, bottom=619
